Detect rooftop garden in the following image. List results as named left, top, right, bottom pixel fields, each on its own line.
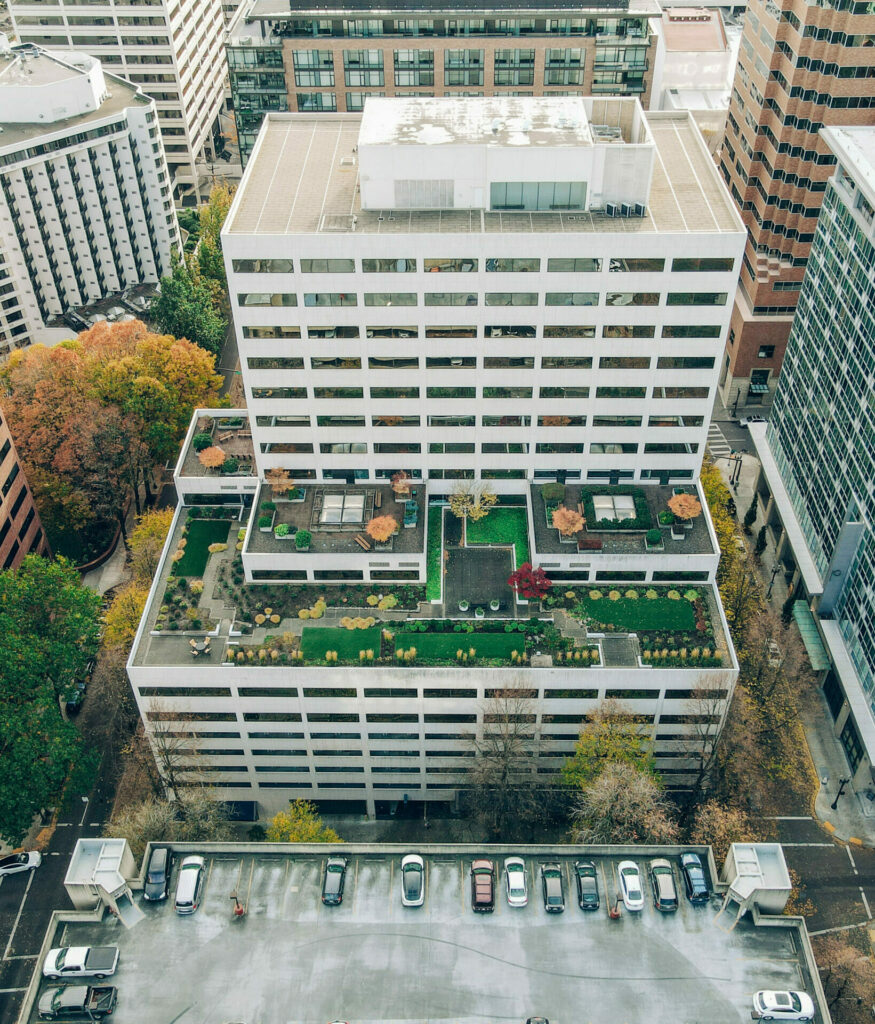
left=466, top=506, right=530, bottom=567
left=182, top=414, right=254, bottom=477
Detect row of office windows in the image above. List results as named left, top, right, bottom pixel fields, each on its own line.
left=247, top=355, right=714, bottom=371
left=242, top=323, right=723, bottom=340
left=233, top=257, right=734, bottom=274
left=257, top=413, right=704, bottom=428
left=261, top=441, right=700, bottom=454
left=251, top=385, right=711, bottom=400
left=249, top=16, right=649, bottom=39
left=238, top=291, right=729, bottom=308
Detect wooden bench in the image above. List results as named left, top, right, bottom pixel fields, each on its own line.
left=354, top=534, right=371, bottom=551
left=374, top=491, right=382, bottom=509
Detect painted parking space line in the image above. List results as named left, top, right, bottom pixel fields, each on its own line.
left=3, top=870, right=34, bottom=960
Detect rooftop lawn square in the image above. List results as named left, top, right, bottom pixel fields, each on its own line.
left=575, top=594, right=695, bottom=632
left=393, top=631, right=523, bottom=660
left=465, top=507, right=530, bottom=567
left=301, top=626, right=383, bottom=660
left=174, top=519, right=234, bottom=577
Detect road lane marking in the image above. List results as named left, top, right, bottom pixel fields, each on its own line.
left=244, top=859, right=254, bottom=911
left=860, top=888, right=872, bottom=919
left=388, top=858, right=394, bottom=913
left=846, top=846, right=858, bottom=873
left=4, top=868, right=34, bottom=959
left=0, top=987, right=27, bottom=993
left=809, top=921, right=870, bottom=936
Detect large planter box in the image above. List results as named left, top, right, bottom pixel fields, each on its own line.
left=259, top=511, right=276, bottom=533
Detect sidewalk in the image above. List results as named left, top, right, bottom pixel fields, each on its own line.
left=713, top=451, right=875, bottom=849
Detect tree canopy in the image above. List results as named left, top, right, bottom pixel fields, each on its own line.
left=129, top=507, right=175, bottom=584
left=0, top=322, right=222, bottom=550
left=570, top=762, right=679, bottom=844
left=197, top=183, right=235, bottom=289
left=151, top=258, right=228, bottom=356
left=562, top=700, right=656, bottom=790
left=265, top=800, right=342, bottom=842
left=0, top=556, right=101, bottom=844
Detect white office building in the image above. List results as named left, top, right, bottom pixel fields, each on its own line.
left=0, top=44, right=179, bottom=352
left=126, top=97, right=743, bottom=819
left=8, top=0, right=226, bottom=199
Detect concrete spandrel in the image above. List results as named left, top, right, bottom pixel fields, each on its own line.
left=40, top=852, right=816, bottom=1024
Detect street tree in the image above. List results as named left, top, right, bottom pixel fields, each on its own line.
left=0, top=556, right=101, bottom=844
left=686, top=800, right=758, bottom=863
left=103, top=582, right=150, bottom=651
left=677, top=678, right=732, bottom=816
left=742, top=492, right=758, bottom=535
left=151, top=257, right=227, bottom=356
left=107, top=792, right=232, bottom=860
left=265, top=800, right=342, bottom=842
left=813, top=934, right=875, bottom=1021
left=129, top=508, right=174, bottom=583
left=562, top=700, right=655, bottom=790
left=570, top=762, right=679, bottom=844
left=754, top=524, right=767, bottom=559
left=465, top=684, right=553, bottom=841
left=197, top=183, right=235, bottom=289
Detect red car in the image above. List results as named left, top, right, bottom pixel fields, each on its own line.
left=470, top=859, right=495, bottom=913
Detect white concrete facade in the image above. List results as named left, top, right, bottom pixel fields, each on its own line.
left=0, top=46, right=180, bottom=352
left=8, top=0, right=226, bottom=198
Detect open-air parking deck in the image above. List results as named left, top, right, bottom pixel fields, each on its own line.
left=33, top=845, right=822, bottom=1024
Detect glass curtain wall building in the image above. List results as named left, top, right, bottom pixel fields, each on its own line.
left=754, top=124, right=875, bottom=785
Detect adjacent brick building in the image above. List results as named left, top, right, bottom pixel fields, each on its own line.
left=0, top=406, right=49, bottom=570
left=716, top=0, right=875, bottom=413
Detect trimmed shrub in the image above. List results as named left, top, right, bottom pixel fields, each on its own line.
left=192, top=432, right=213, bottom=452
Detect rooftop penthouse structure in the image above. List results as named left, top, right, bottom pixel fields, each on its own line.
left=128, top=97, right=743, bottom=818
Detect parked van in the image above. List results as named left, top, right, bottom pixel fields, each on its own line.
left=649, top=859, right=678, bottom=912
left=174, top=856, right=205, bottom=915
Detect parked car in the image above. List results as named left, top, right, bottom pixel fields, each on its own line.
left=504, top=857, right=528, bottom=908
left=751, top=990, right=815, bottom=1021
left=526, top=1018, right=549, bottom=1024
left=679, top=852, right=710, bottom=904
left=740, top=415, right=766, bottom=427
left=400, top=854, right=424, bottom=907
left=574, top=861, right=599, bottom=911
left=470, top=859, right=495, bottom=913
left=38, top=986, right=117, bottom=1020
left=143, top=847, right=172, bottom=902
left=617, top=861, right=644, bottom=912
left=540, top=864, right=564, bottom=913
left=649, top=859, right=678, bottom=912
left=174, top=855, right=205, bottom=915
left=0, top=851, right=41, bottom=876
left=43, top=947, right=119, bottom=980
left=322, top=857, right=348, bottom=906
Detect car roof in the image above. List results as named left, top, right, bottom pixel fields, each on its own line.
left=651, top=858, right=672, bottom=870
left=180, top=855, right=204, bottom=868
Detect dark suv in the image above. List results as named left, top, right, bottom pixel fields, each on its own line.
left=540, top=864, right=565, bottom=913
left=574, top=861, right=599, bottom=910
left=143, top=847, right=172, bottom=901
left=322, top=857, right=348, bottom=906
left=680, top=852, right=709, bottom=904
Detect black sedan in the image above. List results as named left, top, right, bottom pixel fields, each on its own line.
left=680, top=852, right=710, bottom=903
left=322, top=857, right=348, bottom=906
left=143, top=847, right=173, bottom=901
left=574, top=861, right=600, bottom=910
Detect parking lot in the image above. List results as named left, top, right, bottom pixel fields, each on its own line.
left=37, top=849, right=816, bottom=1024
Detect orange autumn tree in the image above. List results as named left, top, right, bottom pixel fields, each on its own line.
left=552, top=505, right=585, bottom=537
left=198, top=446, right=226, bottom=469
left=366, top=515, right=399, bottom=542
left=266, top=467, right=294, bottom=495
left=0, top=320, right=223, bottom=549
left=668, top=493, right=703, bottom=521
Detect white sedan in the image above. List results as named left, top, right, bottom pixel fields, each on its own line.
left=752, top=991, right=815, bottom=1021
left=400, top=854, right=424, bottom=907
left=0, top=852, right=42, bottom=877
left=617, top=860, right=644, bottom=911
left=504, top=857, right=528, bottom=907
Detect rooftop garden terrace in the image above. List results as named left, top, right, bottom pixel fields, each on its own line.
left=245, top=481, right=426, bottom=557
left=530, top=481, right=716, bottom=556
left=179, top=413, right=255, bottom=478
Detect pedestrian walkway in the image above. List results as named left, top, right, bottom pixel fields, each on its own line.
left=713, top=451, right=875, bottom=849
left=706, top=422, right=732, bottom=459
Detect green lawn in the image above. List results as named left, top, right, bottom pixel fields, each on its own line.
left=301, top=626, right=383, bottom=660
left=175, top=519, right=233, bottom=577
left=426, top=506, right=443, bottom=602
left=574, top=595, right=695, bottom=632
left=466, top=507, right=530, bottom=567
left=394, top=630, right=523, bottom=660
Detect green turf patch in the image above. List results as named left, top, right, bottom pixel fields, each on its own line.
left=426, top=506, right=444, bottom=602
left=466, top=507, right=530, bottom=567
left=175, top=519, right=233, bottom=577
left=394, top=630, right=523, bottom=660
left=574, top=595, right=695, bottom=632
left=301, top=626, right=383, bottom=660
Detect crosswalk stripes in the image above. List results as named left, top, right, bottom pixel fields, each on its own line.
left=707, top=422, right=732, bottom=458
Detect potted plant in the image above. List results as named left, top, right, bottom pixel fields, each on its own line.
left=295, top=529, right=311, bottom=551
left=274, top=522, right=292, bottom=540
left=551, top=505, right=585, bottom=544
left=645, top=528, right=663, bottom=551
left=198, top=445, right=226, bottom=471
left=258, top=514, right=274, bottom=533
left=668, top=493, right=702, bottom=531
left=366, top=514, right=399, bottom=550
left=475, top=606, right=485, bottom=619
left=287, top=486, right=305, bottom=503
left=458, top=599, right=470, bottom=612
left=489, top=599, right=500, bottom=612
left=221, top=456, right=239, bottom=475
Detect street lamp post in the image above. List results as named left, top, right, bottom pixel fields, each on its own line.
left=766, top=561, right=781, bottom=599
left=732, top=388, right=741, bottom=419
left=830, top=776, right=851, bottom=810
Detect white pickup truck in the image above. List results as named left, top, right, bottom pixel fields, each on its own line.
left=43, top=948, right=120, bottom=980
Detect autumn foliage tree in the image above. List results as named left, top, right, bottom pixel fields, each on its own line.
left=366, top=515, right=399, bottom=542
left=668, top=492, right=703, bottom=521
left=129, top=508, right=174, bottom=583
left=507, top=562, right=552, bottom=599
left=197, top=445, right=226, bottom=469
left=265, top=800, right=342, bottom=843
left=551, top=505, right=585, bottom=537
left=266, top=467, right=294, bottom=496
left=448, top=480, right=498, bottom=535
left=0, top=321, right=222, bottom=553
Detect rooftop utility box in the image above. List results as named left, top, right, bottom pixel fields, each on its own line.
left=716, top=843, right=792, bottom=925
left=64, top=839, right=143, bottom=928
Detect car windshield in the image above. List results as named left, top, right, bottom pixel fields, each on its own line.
left=54, top=950, right=68, bottom=969
left=328, top=864, right=343, bottom=873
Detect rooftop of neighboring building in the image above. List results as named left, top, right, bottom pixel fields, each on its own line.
left=177, top=411, right=256, bottom=479
left=30, top=840, right=827, bottom=1024
left=0, top=45, right=149, bottom=152
left=225, top=103, right=742, bottom=236
left=821, top=125, right=875, bottom=210
left=660, top=7, right=727, bottom=50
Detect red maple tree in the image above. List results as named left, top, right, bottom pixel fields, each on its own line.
left=507, top=562, right=553, bottom=599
